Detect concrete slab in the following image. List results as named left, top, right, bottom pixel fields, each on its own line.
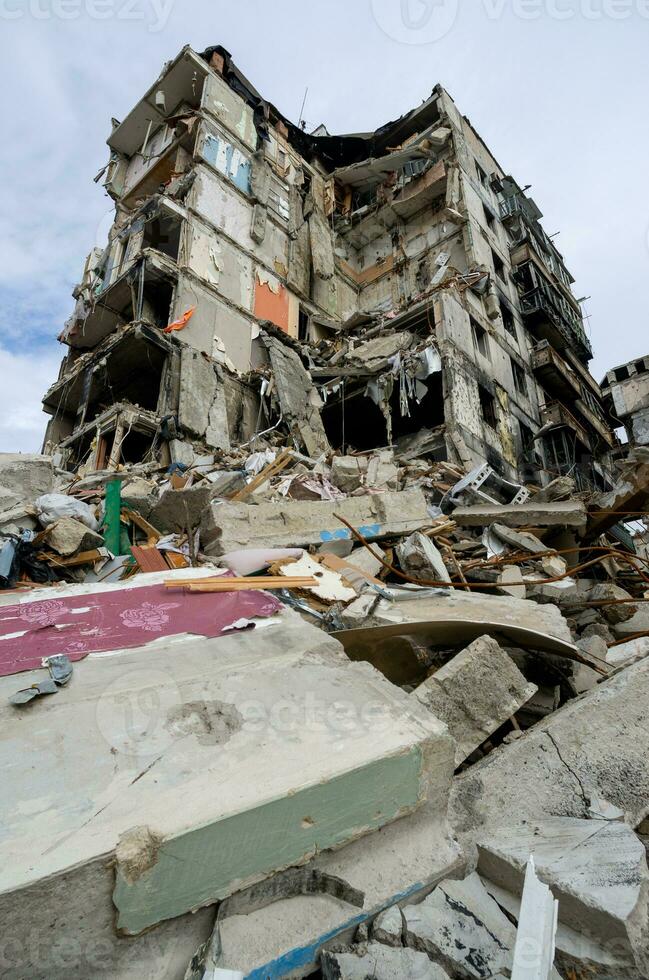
left=0, top=609, right=453, bottom=959
left=201, top=489, right=431, bottom=555
left=413, top=636, right=537, bottom=765
left=213, top=798, right=464, bottom=978
left=451, top=501, right=587, bottom=529
left=451, top=658, right=649, bottom=838
left=478, top=818, right=649, bottom=973
left=483, top=878, right=643, bottom=980
left=337, top=588, right=577, bottom=659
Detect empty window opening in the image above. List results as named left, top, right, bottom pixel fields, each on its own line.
left=614, top=365, right=631, bottom=382
left=500, top=299, right=517, bottom=338
left=512, top=359, right=528, bottom=398
left=491, top=248, right=506, bottom=283
left=520, top=421, right=535, bottom=455
left=471, top=318, right=490, bottom=358
left=298, top=308, right=310, bottom=342
left=476, top=162, right=489, bottom=187
left=479, top=385, right=497, bottom=429
left=483, top=203, right=496, bottom=231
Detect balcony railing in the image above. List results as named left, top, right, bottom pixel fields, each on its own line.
left=519, top=281, right=593, bottom=361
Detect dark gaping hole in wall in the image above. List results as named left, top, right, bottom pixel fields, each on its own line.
left=143, top=214, right=182, bottom=262
left=118, top=428, right=157, bottom=465
left=322, top=372, right=444, bottom=451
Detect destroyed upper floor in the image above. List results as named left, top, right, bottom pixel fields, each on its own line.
left=76, top=44, right=592, bottom=363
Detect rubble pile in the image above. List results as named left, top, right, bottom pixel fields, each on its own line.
left=5, top=38, right=649, bottom=980
left=2, top=403, right=649, bottom=978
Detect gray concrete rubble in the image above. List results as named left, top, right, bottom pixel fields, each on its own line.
left=478, top=818, right=649, bottom=973
left=4, top=37, right=649, bottom=980
left=42, top=516, right=104, bottom=556
left=451, top=657, right=649, bottom=837
left=397, top=531, right=451, bottom=583
left=484, top=876, right=646, bottom=980
left=0, top=453, right=57, bottom=516
left=321, top=942, right=450, bottom=979
left=201, top=488, right=431, bottom=554
left=413, top=636, right=537, bottom=766
left=402, top=873, right=518, bottom=978
left=450, top=500, right=588, bottom=528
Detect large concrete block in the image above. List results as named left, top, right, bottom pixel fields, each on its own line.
left=413, top=636, right=537, bottom=765
left=201, top=488, right=431, bottom=555
left=0, top=608, right=453, bottom=972
left=0, top=453, right=56, bottom=514
left=451, top=658, right=649, bottom=838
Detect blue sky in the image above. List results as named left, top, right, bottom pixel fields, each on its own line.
left=0, top=0, right=647, bottom=451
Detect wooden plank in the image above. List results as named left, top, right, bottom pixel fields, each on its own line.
left=229, top=450, right=294, bottom=502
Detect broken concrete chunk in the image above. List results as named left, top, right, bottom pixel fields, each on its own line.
left=478, top=818, right=649, bottom=973
left=321, top=942, right=449, bottom=979
left=397, top=532, right=451, bottom=584
left=490, top=522, right=548, bottom=554
left=451, top=657, right=649, bottom=838
left=589, top=582, right=638, bottom=624
left=497, top=564, right=526, bottom=598
left=331, top=455, right=368, bottom=492
left=372, top=904, right=404, bottom=948
left=365, top=451, right=400, bottom=491
left=403, top=872, right=516, bottom=978
left=201, top=488, right=431, bottom=555
left=607, top=636, right=649, bottom=669
left=0, top=453, right=56, bottom=515
left=120, top=477, right=159, bottom=518
left=413, top=636, right=537, bottom=766
left=452, top=500, right=587, bottom=529
left=261, top=333, right=330, bottom=457
left=149, top=483, right=213, bottom=532
left=44, top=517, right=103, bottom=557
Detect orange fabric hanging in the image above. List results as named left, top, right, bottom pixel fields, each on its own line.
left=163, top=306, right=196, bottom=334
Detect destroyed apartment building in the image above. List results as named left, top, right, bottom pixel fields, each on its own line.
left=41, top=44, right=617, bottom=489
left=2, top=41, right=649, bottom=980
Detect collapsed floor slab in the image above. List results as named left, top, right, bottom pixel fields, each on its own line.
left=336, top=588, right=577, bottom=658
left=212, top=799, right=464, bottom=978
left=201, top=488, right=431, bottom=554
left=0, top=607, right=454, bottom=966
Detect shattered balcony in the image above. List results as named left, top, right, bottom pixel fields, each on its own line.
left=63, top=250, right=178, bottom=350
left=531, top=341, right=617, bottom=448
left=514, top=259, right=593, bottom=363
left=540, top=399, right=593, bottom=452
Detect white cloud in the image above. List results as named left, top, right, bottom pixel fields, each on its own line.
left=0, top=345, right=62, bottom=453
